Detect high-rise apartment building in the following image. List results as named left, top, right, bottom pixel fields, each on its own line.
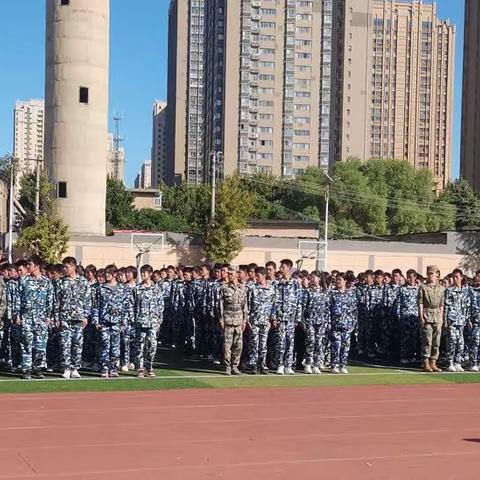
left=106, top=133, right=125, bottom=182
left=167, top=0, right=454, bottom=188
left=13, top=99, right=45, bottom=186
left=151, top=101, right=168, bottom=187
left=461, top=0, right=480, bottom=191
left=343, top=0, right=455, bottom=190
left=134, top=161, right=152, bottom=189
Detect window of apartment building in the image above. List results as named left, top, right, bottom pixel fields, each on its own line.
left=295, top=91, right=311, bottom=98
left=296, top=26, right=312, bottom=34
left=57, top=182, right=67, bottom=198
left=260, top=48, right=275, bottom=55
left=260, top=21, right=276, bottom=28
left=294, top=143, right=310, bottom=150
left=260, top=61, right=275, bottom=68
left=259, top=74, right=275, bottom=81
left=294, top=155, right=309, bottom=162
left=295, top=104, right=311, bottom=111
left=296, top=14, right=312, bottom=21
left=259, top=87, right=274, bottom=95
left=260, top=8, right=276, bottom=15
left=258, top=152, right=273, bottom=160
left=295, top=117, right=310, bottom=125
left=294, top=129, right=309, bottom=136
left=259, top=100, right=274, bottom=107
left=259, top=35, right=275, bottom=42
left=298, top=1, right=313, bottom=8
left=259, top=113, right=273, bottom=120
left=60, top=0, right=70, bottom=5
left=259, top=126, right=273, bottom=134
left=260, top=140, right=273, bottom=147
left=296, top=52, right=312, bottom=60
left=296, top=39, right=312, bottom=47
left=296, top=65, right=311, bottom=73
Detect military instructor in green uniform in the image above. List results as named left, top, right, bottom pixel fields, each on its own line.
left=418, top=265, right=445, bottom=372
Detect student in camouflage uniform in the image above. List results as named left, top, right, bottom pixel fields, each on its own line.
left=182, top=267, right=197, bottom=352
left=14, top=255, right=54, bottom=379
left=120, top=265, right=137, bottom=371
left=219, top=266, right=248, bottom=375
left=158, top=265, right=176, bottom=346
left=92, top=265, right=130, bottom=378
left=194, top=265, right=210, bottom=357
left=205, top=265, right=226, bottom=364
left=133, top=264, right=164, bottom=377
left=171, top=269, right=186, bottom=349
left=247, top=266, right=275, bottom=374
left=355, top=272, right=369, bottom=356
left=329, top=273, right=357, bottom=374
left=398, top=269, right=420, bottom=364
left=444, top=269, right=471, bottom=372
left=382, top=269, right=402, bottom=358
left=469, top=270, right=480, bottom=371
left=303, top=271, right=330, bottom=374
left=54, top=257, right=92, bottom=379
left=274, top=259, right=302, bottom=375
left=366, top=270, right=385, bottom=359
left=82, top=264, right=98, bottom=368
left=46, top=263, right=63, bottom=371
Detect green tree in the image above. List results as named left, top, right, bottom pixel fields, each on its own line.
left=205, top=174, right=255, bottom=263
left=106, top=178, right=135, bottom=230
left=439, top=179, right=480, bottom=230
left=16, top=213, right=69, bottom=263
left=131, top=208, right=190, bottom=232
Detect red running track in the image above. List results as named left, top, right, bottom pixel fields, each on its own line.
left=1, top=384, right=480, bottom=479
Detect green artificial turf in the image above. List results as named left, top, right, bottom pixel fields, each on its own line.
left=1, top=353, right=480, bottom=394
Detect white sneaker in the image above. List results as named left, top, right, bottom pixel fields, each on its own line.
left=340, top=367, right=349, bottom=374
left=71, top=369, right=81, bottom=379
left=455, top=364, right=464, bottom=372
left=304, top=365, right=313, bottom=374
left=62, top=369, right=71, bottom=379
left=285, top=367, right=295, bottom=375
left=276, top=365, right=285, bottom=375
left=121, top=365, right=129, bottom=372
left=128, top=363, right=135, bottom=371
left=331, top=368, right=340, bottom=374
left=447, top=365, right=456, bottom=372
left=471, top=365, right=479, bottom=372
left=213, top=359, right=221, bottom=365
left=312, top=366, right=321, bottom=374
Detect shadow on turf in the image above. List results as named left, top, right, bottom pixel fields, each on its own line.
left=464, top=439, right=480, bottom=443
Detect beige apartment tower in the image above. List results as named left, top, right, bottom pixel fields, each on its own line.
left=461, top=0, right=480, bottom=190
left=45, top=0, right=109, bottom=235
left=339, top=0, right=455, bottom=190
left=151, top=101, right=168, bottom=187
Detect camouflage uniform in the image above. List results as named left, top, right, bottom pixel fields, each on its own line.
left=192, top=279, right=208, bottom=356
left=247, top=283, right=275, bottom=371
left=273, top=278, right=302, bottom=369
left=92, top=283, right=131, bottom=374
left=329, top=288, right=358, bottom=370
left=183, top=280, right=198, bottom=352
left=158, top=279, right=175, bottom=345
left=398, top=284, right=420, bottom=362
left=15, top=275, right=54, bottom=373
left=54, top=275, right=92, bottom=371
left=0, top=278, right=7, bottom=364
left=444, top=285, right=471, bottom=367
left=355, top=283, right=369, bottom=355
left=469, top=286, right=480, bottom=367
left=303, top=287, right=330, bottom=368
left=366, top=285, right=385, bottom=358
left=5, top=278, right=20, bottom=369
left=82, top=281, right=99, bottom=367
left=46, top=278, right=61, bottom=369
left=171, top=280, right=186, bottom=348
left=382, top=283, right=401, bottom=358
left=120, top=283, right=136, bottom=367
left=220, top=282, right=248, bottom=369
left=206, top=280, right=223, bottom=360
left=133, top=283, right=164, bottom=372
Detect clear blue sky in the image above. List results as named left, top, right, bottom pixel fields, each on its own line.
left=0, top=0, right=464, bottom=186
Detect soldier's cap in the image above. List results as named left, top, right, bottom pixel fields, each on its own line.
left=228, top=266, right=238, bottom=274
left=426, top=265, right=439, bottom=274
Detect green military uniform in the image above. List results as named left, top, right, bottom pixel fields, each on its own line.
left=219, top=274, right=247, bottom=375
left=418, top=266, right=445, bottom=363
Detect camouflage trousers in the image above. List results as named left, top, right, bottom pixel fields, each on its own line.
left=274, top=322, right=295, bottom=369
left=0, top=320, right=6, bottom=364
left=366, top=311, right=382, bottom=357
left=446, top=325, right=465, bottom=366
left=207, top=317, right=223, bottom=360
left=99, top=324, right=121, bottom=373
left=59, top=322, right=85, bottom=370
left=356, top=310, right=368, bottom=355
left=10, top=323, right=22, bottom=369
left=330, top=328, right=352, bottom=369
left=223, top=324, right=243, bottom=368
left=399, top=314, right=420, bottom=362
left=248, top=322, right=270, bottom=369
left=183, top=314, right=197, bottom=352
left=82, top=320, right=98, bottom=365
left=195, top=314, right=208, bottom=357
left=304, top=323, right=328, bottom=367
left=46, top=324, right=60, bottom=369
left=135, top=326, right=158, bottom=371
left=469, top=326, right=480, bottom=367
left=120, top=324, right=134, bottom=366
left=19, top=322, right=49, bottom=372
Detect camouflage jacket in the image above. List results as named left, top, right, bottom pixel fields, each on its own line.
left=275, top=278, right=302, bottom=324
left=384, top=283, right=401, bottom=318
left=219, top=282, right=248, bottom=327
left=470, top=286, right=480, bottom=325
left=15, top=275, right=54, bottom=325
left=133, top=282, right=164, bottom=329
left=398, top=284, right=419, bottom=318
left=329, top=288, right=358, bottom=331
left=366, top=285, right=385, bottom=314
left=54, top=275, right=92, bottom=324
left=444, top=285, right=471, bottom=327
left=303, top=287, right=330, bottom=326
left=92, top=282, right=131, bottom=326
left=6, top=278, right=18, bottom=322
left=247, top=283, right=276, bottom=326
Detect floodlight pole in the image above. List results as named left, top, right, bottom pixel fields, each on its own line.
left=210, top=151, right=223, bottom=223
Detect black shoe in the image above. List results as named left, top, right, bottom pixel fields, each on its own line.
left=248, top=366, right=257, bottom=375
left=33, top=370, right=45, bottom=379
left=22, top=372, right=32, bottom=380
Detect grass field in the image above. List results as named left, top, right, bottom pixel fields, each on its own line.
left=1, top=349, right=480, bottom=394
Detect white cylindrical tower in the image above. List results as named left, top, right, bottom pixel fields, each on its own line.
left=45, top=0, right=109, bottom=236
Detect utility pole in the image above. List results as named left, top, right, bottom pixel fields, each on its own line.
left=210, top=151, right=223, bottom=222
left=7, top=155, right=16, bottom=263
left=35, top=159, right=40, bottom=217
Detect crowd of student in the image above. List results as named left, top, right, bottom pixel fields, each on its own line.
left=0, top=255, right=477, bottom=380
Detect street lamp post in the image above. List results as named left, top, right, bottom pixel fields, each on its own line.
left=7, top=155, right=16, bottom=263
left=318, top=171, right=334, bottom=272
